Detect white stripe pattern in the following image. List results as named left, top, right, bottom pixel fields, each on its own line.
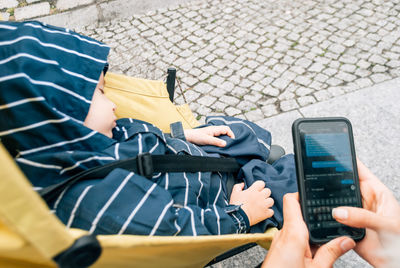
left=138, top=133, right=143, bottom=154
left=114, top=143, right=120, bottom=160
left=184, top=206, right=197, bottom=236
left=118, top=183, right=157, bottom=235
left=149, top=200, right=174, bottom=236
left=60, top=156, right=115, bottom=174
left=173, top=220, right=182, bottom=236
left=66, top=185, right=93, bottom=228
left=122, top=126, right=128, bottom=139
left=164, top=173, right=169, bottom=190
left=231, top=213, right=241, bottom=234
left=196, top=172, right=203, bottom=206
left=0, top=96, right=45, bottom=110
left=0, top=24, right=17, bottom=30
left=183, top=173, right=189, bottom=207
left=0, top=117, right=69, bottom=136
left=213, top=178, right=223, bottom=235
left=0, top=73, right=92, bottom=103
left=52, top=108, right=84, bottom=125
left=16, top=157, right=62, bottom=170
left=178, top=139, right=192, bottom=154
left=149, top=138, right=159, bottom=153
left=53, top=185, right=72, bottom=210
left=0, top=35, right=107, bottom=64
left=0, top=53, right=58, bottom=65
left=61, top=68, right=98, bottom=84
left=23, top=23, right=109, bottom=48
left=90, top=172, right=134, bottom=234
left=166, top=144, right=177, bottom=154
left=20, top=131, right=97, bottom=156
left=0, top=53, right=98, bottom=84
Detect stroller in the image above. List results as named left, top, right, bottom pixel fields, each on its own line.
left=0, top=69, right=278, bottom=268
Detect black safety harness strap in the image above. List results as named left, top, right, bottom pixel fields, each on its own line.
left=38, top=153, right=241, bottom=203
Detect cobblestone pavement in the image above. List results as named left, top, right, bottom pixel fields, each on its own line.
left=78, top=0, right=400, bottom=124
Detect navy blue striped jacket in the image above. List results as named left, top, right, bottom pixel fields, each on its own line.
left=0, top=21, right=297, bottom=236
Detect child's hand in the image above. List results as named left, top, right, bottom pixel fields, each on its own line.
left=229, top=181, right=274, bottom=226
left=184, top=126, right=235, bottom=147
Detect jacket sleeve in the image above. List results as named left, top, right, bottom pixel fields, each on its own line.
left=54, top=168, right=249, bottom=236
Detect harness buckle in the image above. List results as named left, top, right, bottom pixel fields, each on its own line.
left=137, top=153, right=154, bottom=179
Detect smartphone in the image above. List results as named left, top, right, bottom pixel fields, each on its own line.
left=292, top=117, right=365, bottom=244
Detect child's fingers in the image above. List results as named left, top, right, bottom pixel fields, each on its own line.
left=200, top=136, right=226, bottom=147
left=232, top=182, right=245, bottom=193
left=223, top=126, right=235, bottom=139
left=250, top=180, right=266, bottom=190
left=265, top=197, right=274, bottom=208
left=266, top=208, right=274, bottom=218
left=212, top=126, right=235, bottom=139
left=261, top=188, right=271, bottom=197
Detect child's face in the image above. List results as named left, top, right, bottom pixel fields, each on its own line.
left=84, top=73, right=117, bottom=138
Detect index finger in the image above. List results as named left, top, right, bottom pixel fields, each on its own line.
left=213, top=126, right=235, bottom=139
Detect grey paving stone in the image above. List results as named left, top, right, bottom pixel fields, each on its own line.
left=369, top=54, right=387, bottom=65
left=225, top=106, right=241, bottom=116
left=370, top=73, right=392, bottom=83
left=387, top=60, right=400, bottom=68
left=15, top=2, right=50, bottom=20
left=261, top=104, right=279, bottom=117
left=237, top=100, right=257, bottom=111
left=57, top=0, right=94, bottom=11
left=297, top=95, right=317, bottom=106
left=295, top=57, right=313, bottom=68
left=314, top=89, right=332, bottom=101
left=371, top=65, right=387, bottom=73
left=38, top=5, right=98, bottom=29
left=245, top=109, right=264, bottom=121
left=272, top=77, right=291, bottom=90
left=0, top=12, right=10, bottom=20
left=0, top=0, right=18, bottom=9
left=280, top=99, right=299, bottom=111
left=296, top=87, right=313, bottom=97
left=294, top=76, right=312, bottom=87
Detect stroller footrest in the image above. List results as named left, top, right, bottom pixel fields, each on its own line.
left=53, top=234, right=102, bottom=268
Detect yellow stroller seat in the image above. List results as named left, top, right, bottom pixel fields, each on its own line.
left=0, top=71, right=277, bottom=268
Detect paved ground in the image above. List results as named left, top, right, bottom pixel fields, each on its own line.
left=5, top=0, right=400, bottom=267
left=71, top=0, right=400, bottom=125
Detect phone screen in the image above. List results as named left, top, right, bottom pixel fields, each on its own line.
left=295, top=119, right=364, bottom=242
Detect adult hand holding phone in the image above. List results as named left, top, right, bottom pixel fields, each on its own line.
left=262, top=193, right=356, bottom=268
left=332, top=160, right=400, bottom=267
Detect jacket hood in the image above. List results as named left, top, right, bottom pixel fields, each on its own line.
left=0, top=21, right=112, bottom=157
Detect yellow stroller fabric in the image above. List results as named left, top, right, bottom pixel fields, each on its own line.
left=0, top=73, right=277, bottom=268
left=104, top=72, right=200, bottom=133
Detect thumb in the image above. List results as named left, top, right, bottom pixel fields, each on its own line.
left=312, top=236, right=356, bottom=267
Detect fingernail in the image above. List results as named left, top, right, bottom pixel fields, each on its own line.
left=220, top=140, right=226, bottom=146
left=332, top=208, right=348, bottom=220
left=340, top=238, right=355, bottom=252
